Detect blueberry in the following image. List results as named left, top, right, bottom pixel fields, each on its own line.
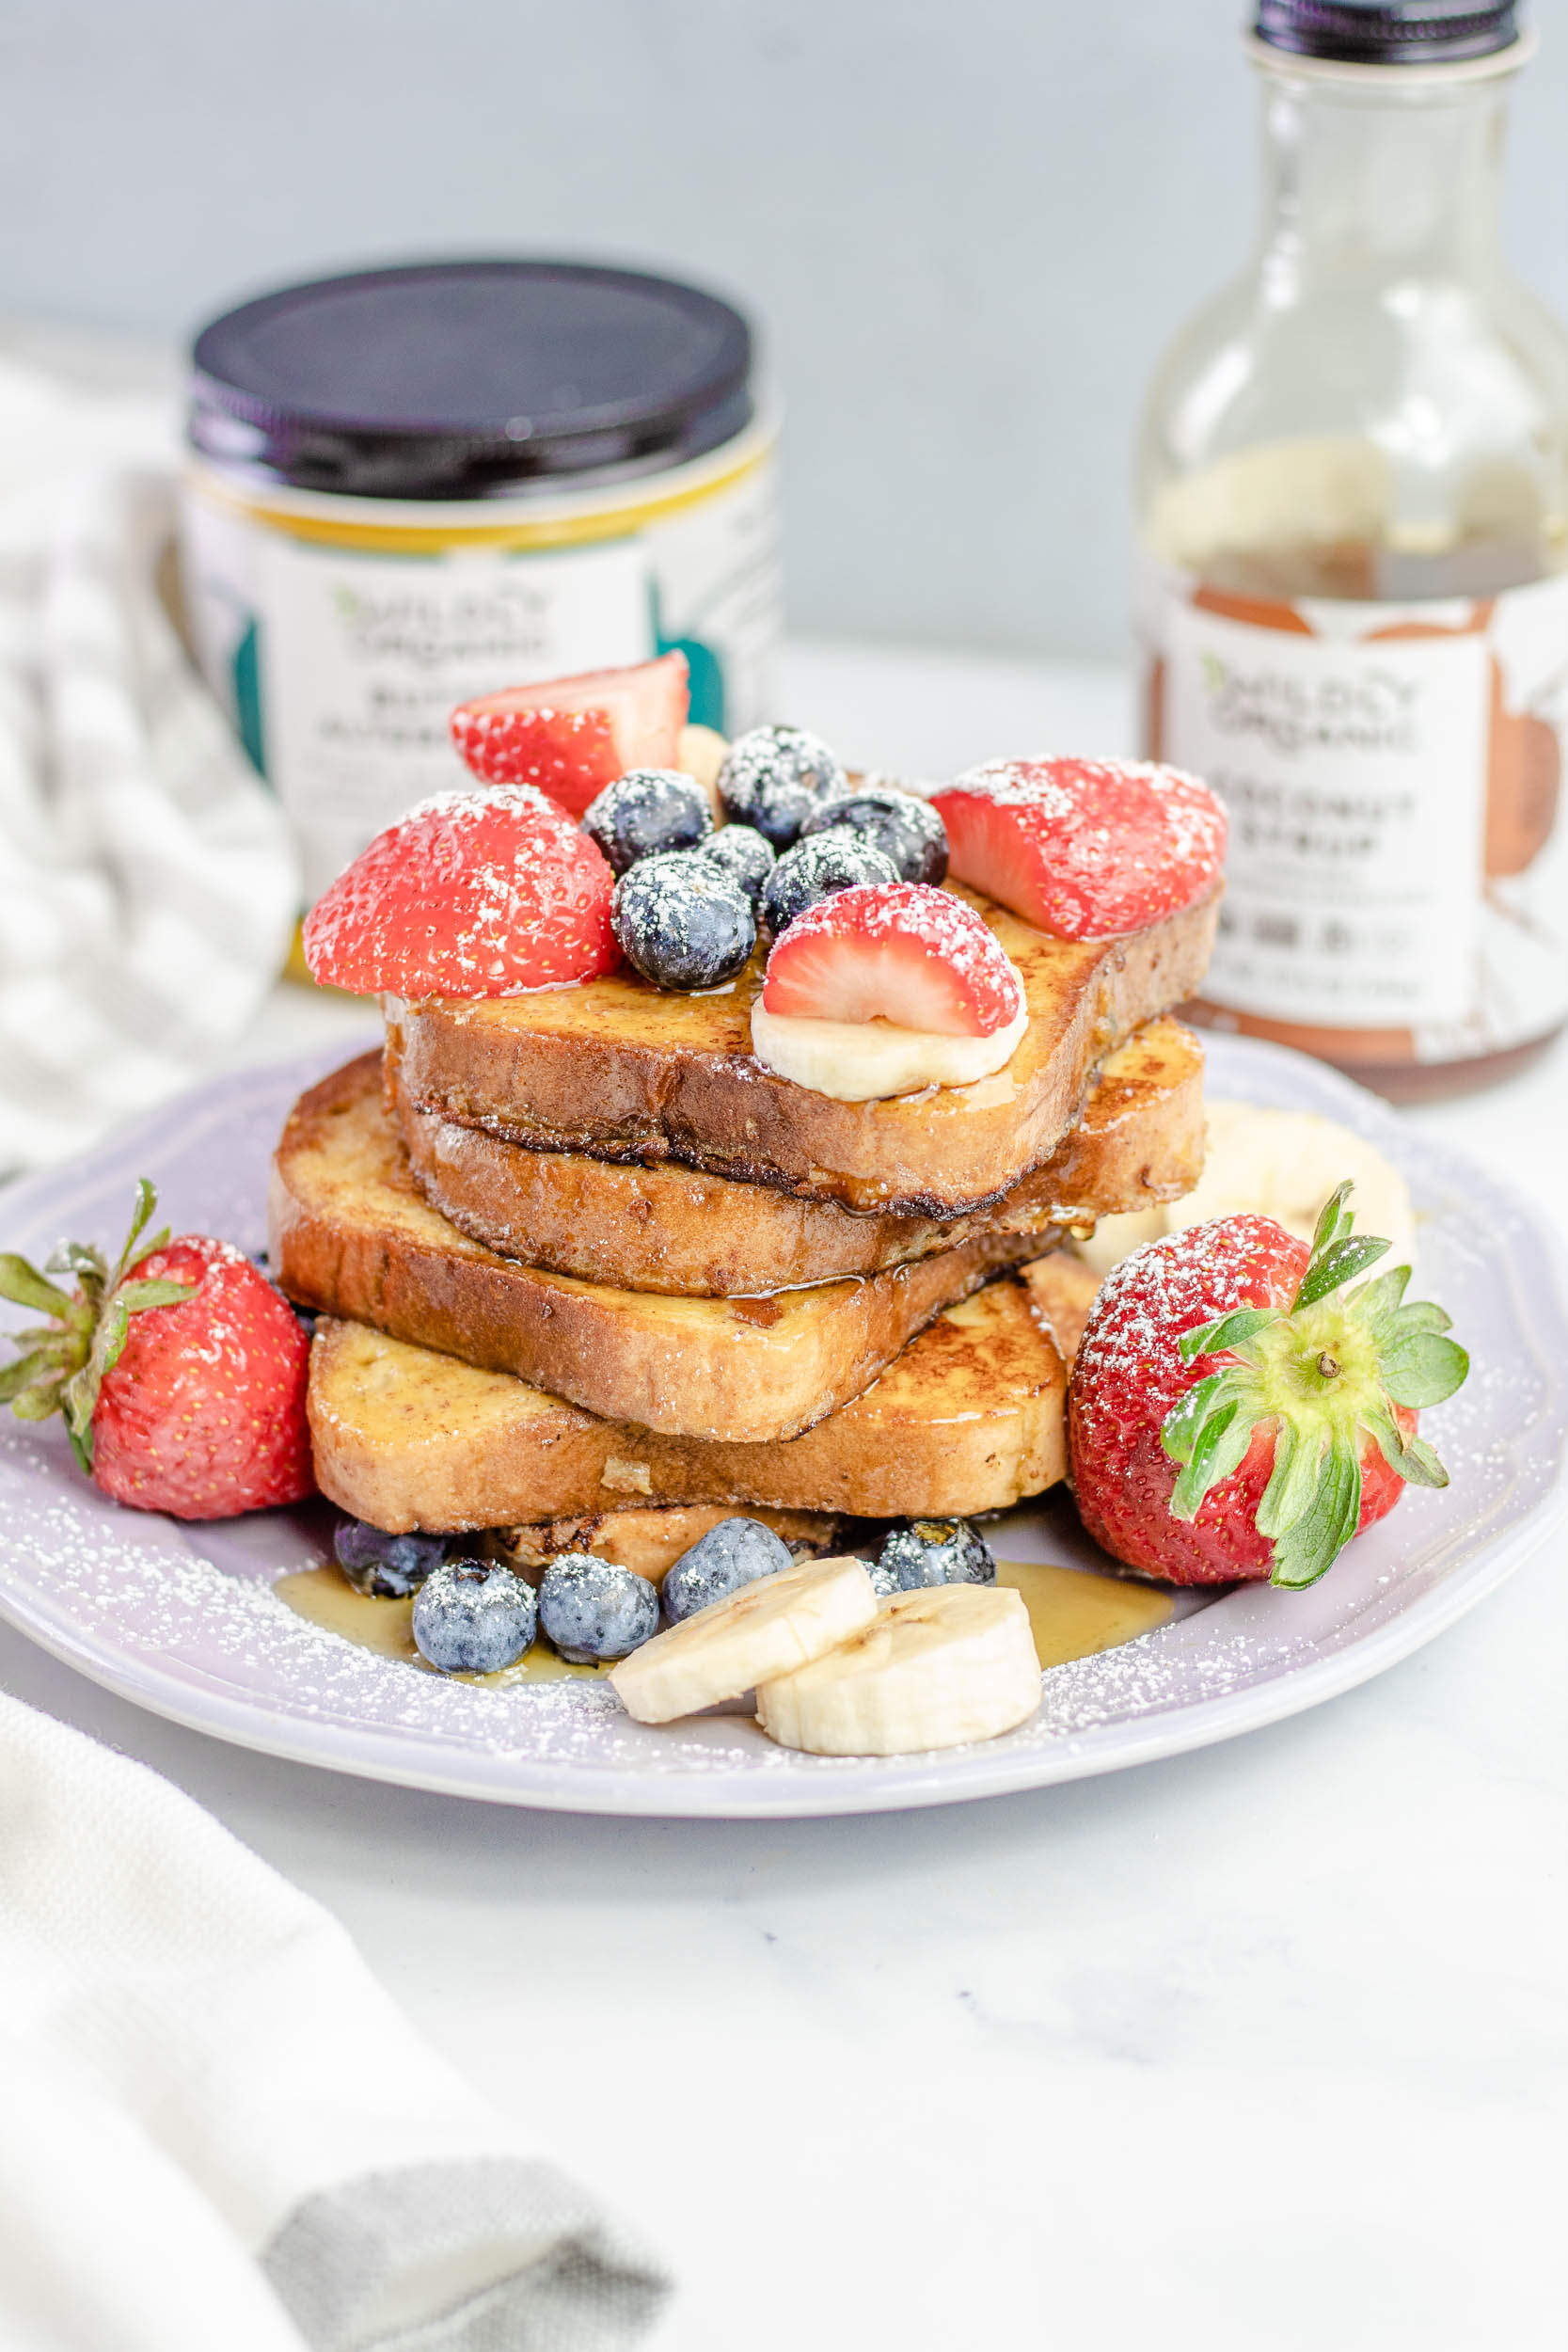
left=717, top=725, right=847, bottom=850
left=865, top=1556, right=900, bottom=1600
left=411, top=1558, right=538, bottom=1674
left=696, top=822, right=775, bottom=907
left=877, top=1519, right=996, bottom=1591
left=611, top=851, right=756, bottom=991
left=802, top=787, right=948, bottom=886
left=334, top=1518, right=447, bottom=1600
left=538, top=1553, right=660, bottom=1662
left=581, top=768, right=714, bottom=877
left=761, top=828, right=899, bottom=936
left=663, top=1516, right=794, bottom=1623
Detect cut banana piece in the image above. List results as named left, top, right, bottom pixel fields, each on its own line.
left=610, top=1554, right=878, bottom=1725
left=751, top=993, right=1028, bottom=1102
left=1073, top=1204, right=1165, bottom=1279
left=1075, top=1102, right=1417, bottom=1278
left=755, top=1584, right=1041, bottom=1756
left=678, top=723, right=729, bottom=820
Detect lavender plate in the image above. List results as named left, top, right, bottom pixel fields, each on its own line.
left=0, top=1034, right=1563, bottom=1817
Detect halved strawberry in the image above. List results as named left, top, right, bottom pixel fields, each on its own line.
left=302, top=784, right=618, bottom=997
left=450, top=653, right=689, bottom=816
left=930, top=758, right=1226, bottom=940
left=762, top=882, right=1023, bottom=1036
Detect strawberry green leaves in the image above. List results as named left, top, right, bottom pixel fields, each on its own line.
left=1160, top=1178, right=1468, bottom=1590
left=1268, top=1433, right=1363, bottom=1590
left=1381, top=1327, right=1469, bottom=1409
left=1344, top=1233, right=1469, bottom=1412
left=0, top=1180, right=196, bottom=1472
left=1176, top=1306, right=1278, bottom=1365
left=0, top=1257, right=74, bottom=1318
left=1165, top=1369, right=1263, bottom=1519
left=1365, top=1405, right=1449, bottom=1490
left=1292, top=1182, right=1391, bottom=1310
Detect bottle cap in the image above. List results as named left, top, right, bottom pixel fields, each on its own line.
left=189, top=260, right=753, bottom=499
left=1253, top=1, right=1520, bottom=63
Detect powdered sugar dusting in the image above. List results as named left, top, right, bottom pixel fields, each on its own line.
left=964, top=756, right=1227, bottom=873
left=0, top=1029, right=1559, bottom=1813
left=934, top=756, right=1227, bottom=940
left=763, top=880, right=1024, bottom=1035
left=302, top=783, right=617, bottom=996
left=1074, top=1218, right=1302, bottom=1438
left=610, top=852, right=756, bottom=989
left=396, top=780, right=568, bottom=829
left=1070, top=1218, right=1311, bottom=1582
left=720, top=725, right=844, bottom=799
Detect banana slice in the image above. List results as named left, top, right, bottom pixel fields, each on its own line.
left=610, top=1554, right=878, bottom=1725
left=1073, top=1204, right=1165, bottom=1279
left=754, top=1584, right=1040, bottom=1756
left=677, top=723, right=730, bottom=820
left=1075, top=1101, right=1417, bottom=1278
left=750, top=994, right=1028, bottom=1101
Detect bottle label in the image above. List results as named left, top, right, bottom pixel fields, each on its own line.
left=1141, top=562, right=1568, bottom=1060
left=179, top=450, right=782, bottom=903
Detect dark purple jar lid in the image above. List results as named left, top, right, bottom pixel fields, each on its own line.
left=189, top=260, right=754, bottom=501
left=1254, top=0, right=1521, bottom=63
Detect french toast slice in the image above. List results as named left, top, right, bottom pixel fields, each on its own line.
left=490, top=1504, right=842, bottom=1583
left=388, top=882, right=1220, bottom=1216
left=270, top=1057, right=1052, bottom=1445
left=308, top=1257, right=1075, bottom=1534
left=388, top=1017, right=1204, bottom=1295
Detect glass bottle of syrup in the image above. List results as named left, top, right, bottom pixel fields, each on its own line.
left=1137, top=1, right=1568, bottom=1100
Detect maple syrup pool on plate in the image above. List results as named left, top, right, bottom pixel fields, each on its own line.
left=275, top=1558, right=1174, bottom=1692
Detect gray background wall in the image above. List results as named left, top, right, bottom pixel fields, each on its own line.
left=3, top=0, right=1564, bottom=660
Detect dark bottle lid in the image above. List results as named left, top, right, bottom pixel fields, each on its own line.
left=189, top=260, right=754, bottom=501
left=1254, top=1, right=1521, bottom=63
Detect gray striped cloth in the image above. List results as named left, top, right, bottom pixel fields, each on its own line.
left=0, top=344, right=296, bottom=1172
left=1, top=1691, right=674, bottom=2351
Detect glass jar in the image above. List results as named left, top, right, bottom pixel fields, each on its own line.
left=1137, top=1, right=1568, bottom=1099
left=179, top=261, right=780, bottom=905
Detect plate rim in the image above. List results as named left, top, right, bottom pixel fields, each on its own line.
left=1, top=1027, right=1564, bottom=1818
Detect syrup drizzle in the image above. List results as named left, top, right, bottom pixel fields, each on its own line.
left=275, top=1556, right=1172, bottom=1688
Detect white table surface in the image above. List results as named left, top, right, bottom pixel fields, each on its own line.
left=3, top=641, right=1565, bottom=2352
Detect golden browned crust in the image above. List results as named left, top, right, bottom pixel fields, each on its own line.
left=387, top=1017, right=1204, bottom=1295
left=1020, top=1255, right=1102, bottom=1366
left=388, top=885, right=1220, bottom=1215
left=307, top=1276, right=1069, bottom=1533
left=270, top=1057, right=1053, bottom=1445
left=489, top=1505, right=841, bottom=1583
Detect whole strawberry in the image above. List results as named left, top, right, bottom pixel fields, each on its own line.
left=1069, top=1184, right=1468, bottom=1587
left=1, top=1182, right=313, bottom=1519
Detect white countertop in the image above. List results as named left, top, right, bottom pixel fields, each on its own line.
left=3, top=643, right=1565, bottom=2352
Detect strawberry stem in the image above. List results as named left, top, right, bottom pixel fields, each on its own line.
left=0, top=1182, right=197, bottom=1469
left=1161, top=1182, right=1468, bottom=1589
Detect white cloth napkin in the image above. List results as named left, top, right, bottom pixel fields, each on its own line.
left=0, top=342, right=298, bottom=1174
left=0, top=1692, right=671, bottom=2351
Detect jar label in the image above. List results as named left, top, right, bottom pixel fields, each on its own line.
left=1140, top=564, right=1568, bottom=1061
left=180, top=452, right=781, bottom=901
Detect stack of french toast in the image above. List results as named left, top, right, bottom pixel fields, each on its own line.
left=268, top=685, right=1220, bottom=1592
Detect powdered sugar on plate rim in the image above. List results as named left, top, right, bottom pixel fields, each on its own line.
left=0, top=1028, right=1563, bottom=1817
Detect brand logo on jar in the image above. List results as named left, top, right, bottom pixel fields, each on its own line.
left=1198, top=654, right=1418, bottom=758
left=330, top=581, right=551, bottom=671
